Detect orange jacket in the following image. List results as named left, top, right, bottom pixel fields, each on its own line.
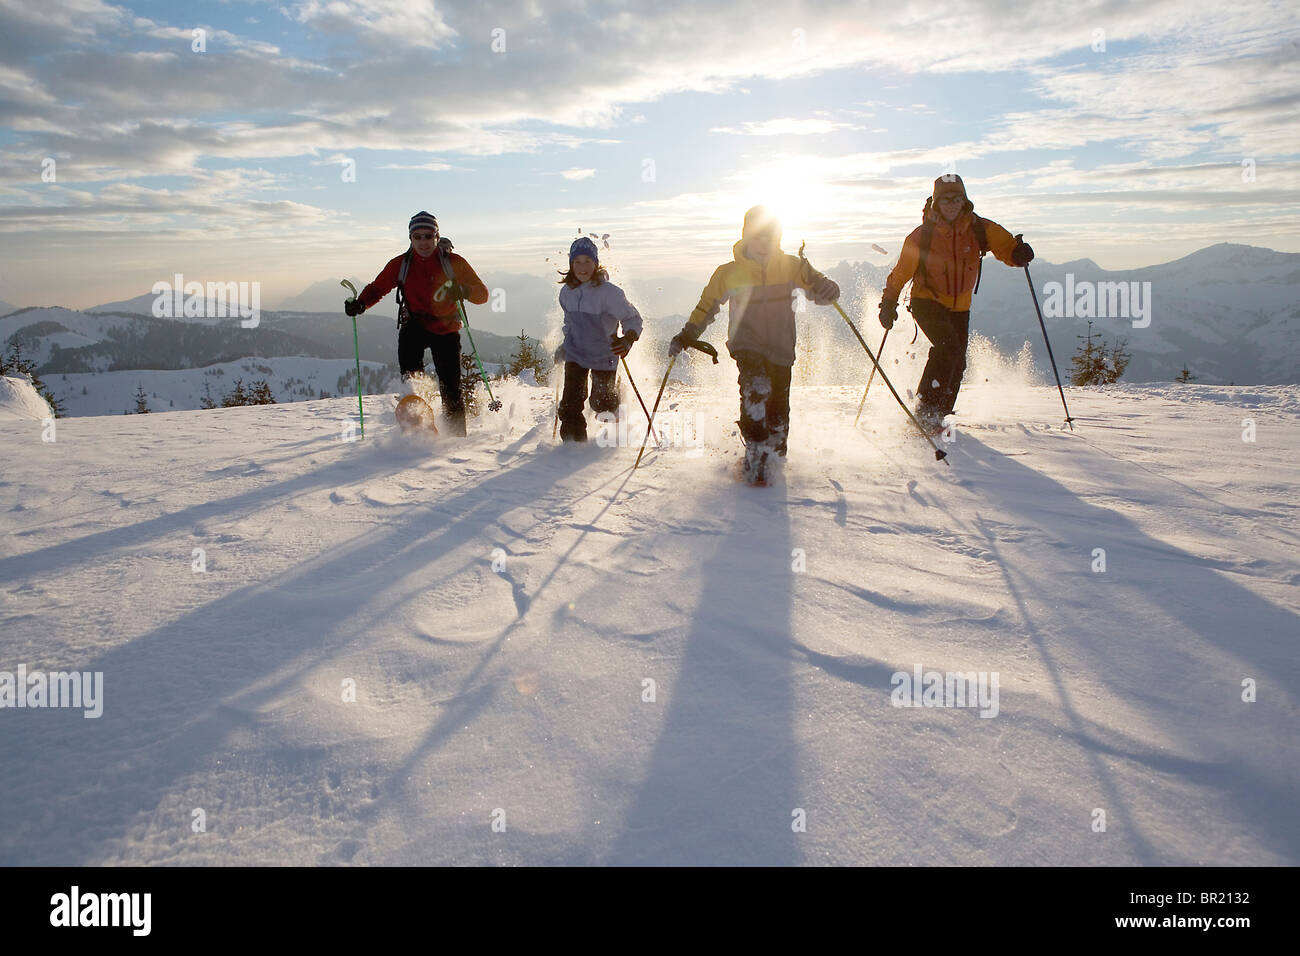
left=359, top=250, right=489, bottom=335
left=884, top=209, right=1019, bottom=312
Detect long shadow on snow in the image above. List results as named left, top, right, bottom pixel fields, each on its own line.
left=956, top=435, right=1300, bottom=863
left=607, top=476, right=799, bottom=865
left=0, top=441, right=413, bottom=583
left=0, top=444, right=600, bottom=865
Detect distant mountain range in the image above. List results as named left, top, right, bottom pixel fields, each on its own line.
left=269, top=270, right=707, bottom=341
left=3, top=243, right=1295, bottom=416
left=819, top=242, right=1299, bottom=386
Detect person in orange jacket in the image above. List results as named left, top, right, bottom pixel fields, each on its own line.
left=879, top=176, right=1033, bottom=432
left=345, top=211, right=489, bottom=435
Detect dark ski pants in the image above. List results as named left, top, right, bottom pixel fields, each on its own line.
left=734, top=350, right=792, bottom=455
left=559, top=362, right=618, bottom=441
left=910, top=298, right=971, bottom=424
left=398, top=320, right=465, bottom=435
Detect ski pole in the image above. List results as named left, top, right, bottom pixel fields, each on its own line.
left=797, top=244, right=947, bottom=463
left=451, top=294, right=501, bottom=412
left=633, top=340, right=717, bottom=468
left=621, top=356, right=661, bottom=449
left=435, top=253, right=502, bottom=412
left=1023, top=264, right=1075, bottom=430
left=340, top=279, right=365, bottom=438
left=634, top=356, right=676, bottom=468
left=853, top=326, right=889, bottom=427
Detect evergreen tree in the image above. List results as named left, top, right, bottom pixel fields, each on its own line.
left=459, top=353, right=480, bottom=417
left=1070, top=321, right=1129, bottom=386
left=249, top=380, right=276, bottom=405
left=0, top=341, right=65, bottom=416
left=133, top=384, right=151, bottom=414
left=1107, top=338, right=1132, bottom=382
left=199, top=382, right=216, bottom=409
left=507, top=329, right=547, bottom=385
left=221, top=378, right=249, bottom=407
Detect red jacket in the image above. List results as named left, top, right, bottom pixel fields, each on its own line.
left=358, top=250, right=490, bottom=334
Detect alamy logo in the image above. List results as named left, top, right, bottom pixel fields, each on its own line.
left=151, top=273, right=261, bottom=328
left=0, top=664, right=103, bottom=718
left=1040, top=273, right=1151, bottom=328
left=50, top=886, right=150, bottom=936
left=890, top=664, right=999, bottom=718
left=596, top=405, right=703, bottom=450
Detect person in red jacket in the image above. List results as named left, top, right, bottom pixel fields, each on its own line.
left=345, top=211, right=489, bottom=435
left=879, top=176, right=1033, bottom=433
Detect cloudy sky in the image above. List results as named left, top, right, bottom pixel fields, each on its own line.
left=1, top=0, right=1297, bottom=310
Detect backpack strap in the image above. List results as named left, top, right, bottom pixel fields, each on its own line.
left=394, top=250, right=412, bottom=328
left=916, top=209, right=991, bottom=297
left=915, top=219, right=936, bottom=295
left=971, top=215, right=989, bottom=295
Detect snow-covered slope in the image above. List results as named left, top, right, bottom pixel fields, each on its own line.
left=0, top=375, right=53, bottom=421
left=48, top=356, right=397, bottom=417
left=0, top=373, right=1295, bottom=865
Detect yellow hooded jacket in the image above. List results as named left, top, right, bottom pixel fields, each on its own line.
left=684, top=238, right=828, bottom=368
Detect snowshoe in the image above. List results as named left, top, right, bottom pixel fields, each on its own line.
left=395, top=394, right=439, bottom=434
left=736, top=443, right=770, bottom=486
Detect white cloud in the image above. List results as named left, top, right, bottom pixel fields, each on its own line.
left=288, top=0, right=457, bottom=49
left=711, top=118, right=859, bottom=136
left=378, top=161, right=458, bottom=172
left=560, top=168, right=596, bottom=180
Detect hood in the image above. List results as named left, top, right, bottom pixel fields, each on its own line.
left=733, top=237, right=786, bottom=263
left=926, top=174, right=974, bottom=224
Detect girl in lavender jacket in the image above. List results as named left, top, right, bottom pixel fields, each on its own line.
left=554, top=237, right=643, bottom=442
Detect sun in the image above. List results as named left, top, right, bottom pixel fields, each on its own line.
left=732, top=160, right=835, bottom=249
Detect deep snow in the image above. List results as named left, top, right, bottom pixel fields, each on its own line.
left=1, top=369, right=1296, bottom=865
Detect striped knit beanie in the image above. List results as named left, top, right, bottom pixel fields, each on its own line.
left=408, top=211, right=439, bottom=237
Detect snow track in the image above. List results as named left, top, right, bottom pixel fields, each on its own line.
left=1, top=381, right=1296, bottom=864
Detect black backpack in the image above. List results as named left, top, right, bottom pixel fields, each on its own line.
left=915, top=201, right=990, bottom=296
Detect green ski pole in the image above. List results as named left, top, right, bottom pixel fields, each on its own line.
left=340, top=279, right=365, bottom=438
left=436, top=253, right=502, bottom=412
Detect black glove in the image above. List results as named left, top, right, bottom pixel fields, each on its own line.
left=1011, top=236, right=1034, bottom=267
left=610, top=330, right=638, bottom=358
left=438, top=280, right=474, bottom=302
left=668, top=324, right=700, bottom=357
left=345, top=298, right=365, bottom=317
left=878, top=298, right=898, bottom=330
left=809, top=274, right=840, bottom=305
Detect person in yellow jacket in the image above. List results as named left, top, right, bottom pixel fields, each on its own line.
left=668, top=206, right=839, bottom=483
left=879, top=175, right=1033, bottom=431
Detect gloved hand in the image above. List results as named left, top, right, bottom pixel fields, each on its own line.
left=810, top=275, right=839, bottom=305
left=439, top=280, right=474, bottom=302
left=437, top=237, right=454, bottom=253
left=1011, top=236, right=1034, bottom=267
left=668, top=324, right=700, bottom=357
left=610, top=330, right=638, bottom=358
left=553, top=343, right=565, bottom=364
left=345, top=298, right=365, bottom=317
left=878, top=298, right=898, bottom=330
